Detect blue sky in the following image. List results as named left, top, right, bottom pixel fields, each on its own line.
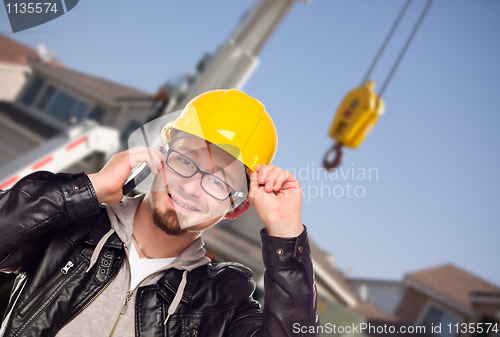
left=2, top=0, right=499, bottom=286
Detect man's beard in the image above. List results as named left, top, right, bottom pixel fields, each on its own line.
left=150, top=207, right=191, bottom=236
left=150, top=202, right=226, bottom=236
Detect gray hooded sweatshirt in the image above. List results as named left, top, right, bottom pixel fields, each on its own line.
left=56, top=194, right=210, bottom=337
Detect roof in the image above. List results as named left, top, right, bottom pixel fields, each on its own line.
left=0, top=34, right=63, bottom=67
left=349, top=277, right=402, bottom=286
left=0, top=34, right=152, bottom=102
left=30, top=60, right=153, bottom=102
left=352, top=302, right=429, bottom=337
left=406, top=264, right=500, bottom=310
left=351, top=302, right=398, bottom=322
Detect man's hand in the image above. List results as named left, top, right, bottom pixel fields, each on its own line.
left=88, top=147, right=166, bottom=205
left=246, top=165, right=303, bottom=238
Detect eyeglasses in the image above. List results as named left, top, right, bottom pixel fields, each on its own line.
left=162, top=145, right=246, bottom=201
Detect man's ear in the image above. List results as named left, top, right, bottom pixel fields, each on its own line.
left=224, top=200, right=250, bottom=220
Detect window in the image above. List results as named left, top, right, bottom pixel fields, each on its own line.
left=88, top=106, right=105, bottom=123
left=20, top=78, right=105, bottom=127
left=420, top=304, right=461, bottom=337
left=21, top=77, right=45, bottom=106
left=43, top=90, right=93, bottom=125
left=46, top=91, right=78, bottom=123
left=73, top=102, right=90, bottom=123
left=35, top=85, right=56, bottom=110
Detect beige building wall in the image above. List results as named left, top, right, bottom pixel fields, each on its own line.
left=0, top=64, right=30, bottom=101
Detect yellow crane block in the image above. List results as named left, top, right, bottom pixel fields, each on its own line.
left=327, top=80, right=384, bottom=148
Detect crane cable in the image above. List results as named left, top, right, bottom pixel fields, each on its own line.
left=361, top=0, right=412, bottom=87
left=322, top=0, right=433, bottom=171
left=363, top=0, right=434, bottom=97
left=379, top=0, right=433, bottom=97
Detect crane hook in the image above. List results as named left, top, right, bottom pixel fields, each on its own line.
left=322, top=143, right=343, bottom=171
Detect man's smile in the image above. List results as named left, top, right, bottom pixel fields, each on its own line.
left=168, top=193, right=200, bottom=212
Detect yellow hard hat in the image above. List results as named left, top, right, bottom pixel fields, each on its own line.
left=161, top=89, right=278, bottom=171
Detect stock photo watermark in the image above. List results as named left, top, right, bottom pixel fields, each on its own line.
left=293, top=322, right=426, bottom=335
left=287, top=162, right=379, bottom=202
left=4, top=0, right=79, bottom=33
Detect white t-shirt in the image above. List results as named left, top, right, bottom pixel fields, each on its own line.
left=129, top=241, right=176, bottom=290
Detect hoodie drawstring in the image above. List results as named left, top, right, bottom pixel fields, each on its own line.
left=164, top=270, right=188, bottom=325
left=86, top=228, right=115, bottom=273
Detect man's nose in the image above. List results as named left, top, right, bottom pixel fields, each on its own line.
left=178, top=173, right=204, bottom=198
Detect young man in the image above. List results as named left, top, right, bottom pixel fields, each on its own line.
left=0, top=89, right=319, bottom=336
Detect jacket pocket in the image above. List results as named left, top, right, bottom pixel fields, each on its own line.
left=183, top=317, right=201, bottom=337
left=17, top=260, right=83, bottom=318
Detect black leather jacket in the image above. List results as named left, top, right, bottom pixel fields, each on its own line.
left=0, top=171, right=319, bottom=337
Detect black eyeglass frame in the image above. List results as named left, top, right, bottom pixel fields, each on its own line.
left=160, top=144, right=246, bottom=202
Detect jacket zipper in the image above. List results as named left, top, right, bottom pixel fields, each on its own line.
left=54, top=253, right=125, bottom=336
left=16, top=261, right=87, bottom=337
left=108, top=247, right=133, bottom=337
left=119, top=290, right=133, bottom=315
left=109, top=247, right=172, bottom=337
left=18, top=261, right=75, bottom=317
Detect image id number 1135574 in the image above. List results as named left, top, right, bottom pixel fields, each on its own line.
left=448, top=323, right=498, bottom=335
left=5, top=3, right=57, bottom=14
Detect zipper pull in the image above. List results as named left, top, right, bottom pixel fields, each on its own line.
left=61, top=261, right=74, bottom=275
left=120, top=290, right=132, bottom=315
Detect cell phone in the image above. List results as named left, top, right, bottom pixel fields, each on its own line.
left=122, top=162, right=152, bottom=195
left=122, top=144, right=167, bottom=195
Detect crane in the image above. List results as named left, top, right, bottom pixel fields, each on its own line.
left=0, top=0, right=307, bottom=190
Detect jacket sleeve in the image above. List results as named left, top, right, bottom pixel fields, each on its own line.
left=0, top=171, right=101, bottom=273
left=226, top=226, right=320, bottom=337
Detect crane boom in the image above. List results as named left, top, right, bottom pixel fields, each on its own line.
left=164, top=0, right=306, bottom=114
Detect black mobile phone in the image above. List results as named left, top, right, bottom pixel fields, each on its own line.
left=122, top=163, right=152, bottom=195
left=122, top=143, right=168, bottom=195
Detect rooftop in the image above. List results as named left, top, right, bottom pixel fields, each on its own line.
left=30, top=60, right=153, bottom=102
left=0, top=34, right=63, bottom=67
left=406, top=263, right=500, bottom=310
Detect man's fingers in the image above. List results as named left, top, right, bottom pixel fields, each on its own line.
left=255, top=165, right=295, bottom=192
left=153, top=150, right=167, bottom=172
left=248, top=169, right=260, bottom=192
left=257, top=164, right=275, bottom=184
left=248, top=168, right=270, bottom=200
left=264, top=167, right=283, bottom=192
left=247, top=165, right=295, bottom=197
left=272, top=170, right=290, bottom=191
left=128, top=147, right=166, bottom=175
